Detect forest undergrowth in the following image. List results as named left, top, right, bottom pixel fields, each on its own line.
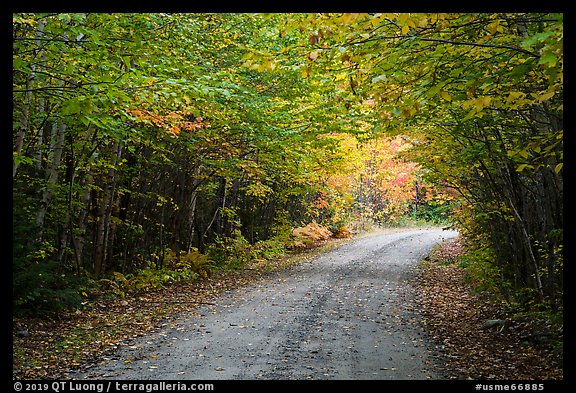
left=415, top=237, right=563, bottom=380
left=12, top=222, right=351, bottom=380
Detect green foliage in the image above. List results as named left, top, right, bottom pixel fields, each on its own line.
left=206, top=229, right=290, bottom=272
left=13, top=12, right=561, bottom=315
left=208, top=231, right=287, bottom=270
left=252, top=238, right=287, bottom=261
left=411, top=197, right=457, bottom=225
left=164, top=249, right=212, bottom=279
left=208, top=230, right=257, bottom=270
left=459, top=246, right=503, bottom=294
left=96, top=265, right=201, bottom=299
left=127, top=268, right=197, bottom=293
left=13, top=258, right=86, bottom=315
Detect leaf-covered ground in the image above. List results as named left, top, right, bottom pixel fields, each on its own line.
left=415, top=238, right=563, bottom=380
left=13, top=234, right=563, bottom=380
left=12, top=240, right=342, bottom=380
left=13, top=274, right=244, bottom=379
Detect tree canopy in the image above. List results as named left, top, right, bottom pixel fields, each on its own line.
left=13, top=13, right=562, bottom=314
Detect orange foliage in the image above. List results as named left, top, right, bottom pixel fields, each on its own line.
left=292, top=221, right=332, bottom=248
left=127, top=108, right=209, bottom=137
left=332, top=225, right=351, bottom=239
left=310, top=133, right=453, bottom=225
left=318, top=134, right=420, bottom=220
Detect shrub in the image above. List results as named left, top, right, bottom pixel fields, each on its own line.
left=207, top=230, right=253, bottom=270
left=292, top=221, right=332, bottom=249
left=164, top=248, right=212, bottom=278
left=13, top=258, right=85, bottom=315
left=93, top=251, right=207, bottom=299
left=253, top=238, right=287, bottom=260
left=109, top=267, right=199, bottom=295
left=459, top=246, right=502, bottom=294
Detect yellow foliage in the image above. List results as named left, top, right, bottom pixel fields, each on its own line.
left=332, top=225, right=351, bottom=239
left=164, top=248, right=211, bottom=278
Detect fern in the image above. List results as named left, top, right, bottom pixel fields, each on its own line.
left=292, top=221, right=332, bottom=249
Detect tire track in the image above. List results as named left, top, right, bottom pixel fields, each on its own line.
left=71, top=228, right=457, bottom=380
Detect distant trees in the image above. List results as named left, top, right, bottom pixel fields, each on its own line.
left=278, top=13, right=563, bottom=309
left=14, top=13, right=561, bottom=314
left=12, top=13, right=434, bottom=313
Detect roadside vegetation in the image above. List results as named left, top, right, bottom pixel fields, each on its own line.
left=416, top=237, right=563, bottom=379
left=14, top=12, right=562, bottom=380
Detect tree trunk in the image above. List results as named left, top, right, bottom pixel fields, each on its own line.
left=35, top=120, right=67, bottom=240
left=72, top=169, right=93, bottom=274
left=93, top=139, right=122, bottom=276
left=186, top=189, right=199, bottom=253
left=13, top=21, right=45, bottom=179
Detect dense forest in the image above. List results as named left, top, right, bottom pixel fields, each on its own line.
left=13, top=13, right=562, bottom=316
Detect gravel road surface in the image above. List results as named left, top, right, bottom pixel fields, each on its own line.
left=72, top=228, right=457, bottom=380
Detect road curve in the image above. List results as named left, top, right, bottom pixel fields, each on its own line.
left=72, top=227, right=457, bottom=380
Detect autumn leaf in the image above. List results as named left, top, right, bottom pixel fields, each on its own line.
left=440, top=90, right=452, bottom=102
left=308, top=51, right=319, bottom=61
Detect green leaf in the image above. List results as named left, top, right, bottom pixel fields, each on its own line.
left=521, top=31, right=555, bottom=49
left=13, top=57, right=28, bottom=72
left=516, top=164, right=533, bottom=173
left=554, top=163, right=563, bottom=173
left=463, top=109, right=477, bottom=121
left=440, top=90, right=452, bottom=102
left=538, top=51, right=557, bottom=67
left=61, top=98, right=81, bottom=115
left=511, top=63, right=533, bottom=79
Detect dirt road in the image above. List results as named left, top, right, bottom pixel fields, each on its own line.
left=72, top=228, right=457, bottom=380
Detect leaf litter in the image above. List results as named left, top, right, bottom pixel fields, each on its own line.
left=414, top=238, right=563, bottom=380
left=12, top=239, right=348, bottom=380
left=14, top=234, right=563, bottom=380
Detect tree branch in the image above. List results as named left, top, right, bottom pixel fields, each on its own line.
left=417, top=37, right=539, bottom=58
left=343, top=33, right=539, bottom=59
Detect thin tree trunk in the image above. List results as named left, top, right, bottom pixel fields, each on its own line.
left=186, top=189, right=198, bottom=253
left=13, top=75, right=32, bottom=179
left=13, top=21, right=45, bottom=179
left=72, top=169, right=93, bottom=274
left=35, top=120, right=67, bottom=239
left=94, top=139, right=122, bottom=276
